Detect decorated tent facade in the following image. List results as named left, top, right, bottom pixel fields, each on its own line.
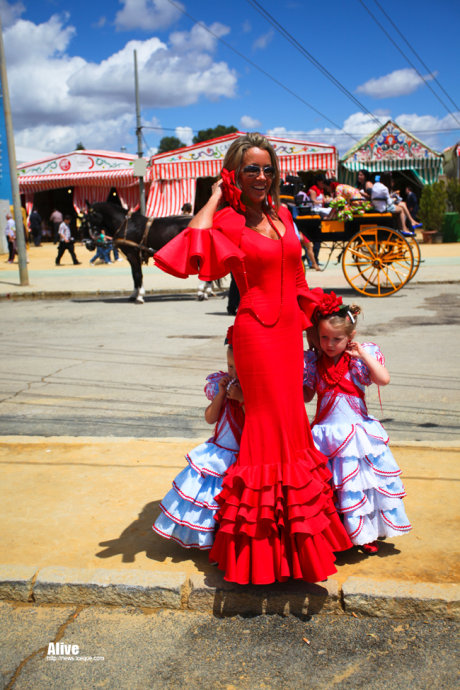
left=340, top=120, right=443, bottom=187
left=146, top=132, right=337, bottom=217
left=18, top=150, right=145, bottom=215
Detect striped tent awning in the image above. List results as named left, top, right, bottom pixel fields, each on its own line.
left=148, top=152, right=337, bottom=183
left=146, top=132, right=337, bottom=217
left=19, top=168, right=138, bottom=193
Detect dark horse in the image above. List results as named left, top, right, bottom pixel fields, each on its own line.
left=81, top=202, right=190, bottom=303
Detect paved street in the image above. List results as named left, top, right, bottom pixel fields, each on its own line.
left=0, top=282, right=459, bottom=442
left=1, top=602, right=458, bottom=690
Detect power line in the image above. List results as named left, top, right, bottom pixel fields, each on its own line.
left=245, top=0, right=383, bottom=130
left=358, top=0, right=460, bottom=127
left=142, top=123, right=460, bottom=137
left=162, top=0, right=359, bottom=138
left=372, top=0, right=460, bottom=113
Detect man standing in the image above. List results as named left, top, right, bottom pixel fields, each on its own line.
left=4, top=213, right=16, bottom=263
left=50, top=208, right=63, bottom=244
left=55, top=215, right=81, bottom=266
left=29, top=207, right=42, bottom=247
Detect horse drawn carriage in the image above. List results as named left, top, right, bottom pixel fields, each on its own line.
left=281, top=181, right=421, bottom=297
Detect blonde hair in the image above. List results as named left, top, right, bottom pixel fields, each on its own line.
left=320, top=304, right=362, bottom=337
left=221, top=132, right=280, bottom=209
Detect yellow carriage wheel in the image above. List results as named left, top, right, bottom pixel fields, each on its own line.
left=342, top=226, right=414, bottom=297
left=404, top=233, right=422, bottom=280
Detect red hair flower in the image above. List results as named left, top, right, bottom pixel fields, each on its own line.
left=318, top=291, right=343, bottom=316
left=221, top=168, right=246, bottom=213
left=225, top=325, right=234, bottom=346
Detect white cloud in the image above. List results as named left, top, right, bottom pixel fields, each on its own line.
left=0, top=0, right=25, bottom=27
left=242, top=20, right=251, bottom=33
left=356, top=68, right=435, bottom=99
left=253, top=29, right=274, bottom=51
left=240, top=115, right=262, bottom=130
left=92, top=16, right=107, bottom=29
left=115, top=0, right=183, bottom=31
left=175, top=126, right=194, bottom=146
left=5, top=13, right=237, bottom=152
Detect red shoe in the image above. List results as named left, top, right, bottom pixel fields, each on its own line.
left=361, top=541, right=379, bottom=554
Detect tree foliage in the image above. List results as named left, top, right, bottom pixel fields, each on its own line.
left=419, top=181, right=448, bottom=231
left=192, top=125, right=238, bottom=145
left=446, top=179, right=460, bottom=214
left=75, top=142, right=85, bottom=150
left=157, top=136, right=186, bottom=154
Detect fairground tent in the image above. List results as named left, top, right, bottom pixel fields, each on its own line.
left=18, top=150, right=145, bottom=215
left=340, top=120, right=443, bottom=186
left=146, top=132, right=337, bottom=217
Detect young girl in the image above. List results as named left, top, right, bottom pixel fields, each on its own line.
left=303, top=293, right=411, bottom=554
left=153, top=327, right=244, bottom=549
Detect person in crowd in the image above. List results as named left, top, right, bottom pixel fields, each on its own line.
left=308, top=174, right=333, bottom=217
left=28, top=207, right=42, bottom=247
left=50, top=209, right=63, bottom=244
left=153, top=326, right=244, bottom=549
left=153, top=132, right=351, bottom=585
left=303, top=293, right=411, bottom=554
left=5, top=213, right=16, bottom=263
left=327, top=181, right=371, bottom=220
left=405, top=185, right=419, bottom=220
left=181, top=203, right=192, bottom=215
left=356, top=169, right=373, bottom=199
left=371, top=174, right=422, bottom=232
left=90, top=229, right=112, bottom=264
left=55, top=215, right=81, bottom=266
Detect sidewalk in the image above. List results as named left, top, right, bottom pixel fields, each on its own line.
left=1, top=239, right=459, bottom=299
left=0, top=436, right=458, bottom=618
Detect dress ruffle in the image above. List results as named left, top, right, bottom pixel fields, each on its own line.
left=313, top=419, right=411, bottom=545
left=152, top=439, right=238, bottom=550
left=153, top=226, right=245, bottom=282
left=209, top=450, right=352, bottom=584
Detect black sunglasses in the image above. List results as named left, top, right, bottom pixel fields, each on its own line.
left=241, top=164, right=275, bottom=177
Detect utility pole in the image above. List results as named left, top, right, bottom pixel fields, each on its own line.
left=133, top=50, right=146, bottom=215
left=0, top=15, right=28, bottom=285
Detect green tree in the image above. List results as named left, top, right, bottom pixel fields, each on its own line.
left=192, top=125, right=238, bottom=145
left=157, top=136, right=186, bottom=153
left=75, top=142, right=85, bottom=150
left=419, top=181, right=448, bottom=231
left=446, top=179, right=460, bottom=214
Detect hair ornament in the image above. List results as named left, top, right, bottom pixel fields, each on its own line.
left=317, top=291, right=343, bottom=316
left=221, top=168, right=246, bottom=213
left=225, top=325, right=234, bottom=346
left=347, top=310, right=355, bottom=324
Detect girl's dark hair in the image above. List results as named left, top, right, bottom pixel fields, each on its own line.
left=319, top=304, right=362, bottom=337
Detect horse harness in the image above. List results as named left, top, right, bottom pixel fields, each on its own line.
left=113, top=210, right=156, bottom=262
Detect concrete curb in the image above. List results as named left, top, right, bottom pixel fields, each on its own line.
left=0, top=278, right=459, bottom=302
left=0, top=565, right=458, bottom=619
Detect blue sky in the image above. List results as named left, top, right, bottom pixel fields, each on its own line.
left=2, top=0, right=459, bottom=158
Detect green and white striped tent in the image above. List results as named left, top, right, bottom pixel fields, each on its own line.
left=340, top=120, right=443, bottom=186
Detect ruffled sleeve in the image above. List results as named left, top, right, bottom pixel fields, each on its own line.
left=350, top=342, right=385, bottom=386
left=204, top=371, right=226, bottom=401
left=303, top=349, right=318, bottom=389
left=153, top=208, right=246, bottom=282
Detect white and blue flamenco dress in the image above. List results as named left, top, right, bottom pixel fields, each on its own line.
left=304, top=344, right=411, bottom=546
left=153, top=371, right=244, bottom=550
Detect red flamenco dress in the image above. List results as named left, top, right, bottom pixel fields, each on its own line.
left=154, top=205, right=351, bottom=584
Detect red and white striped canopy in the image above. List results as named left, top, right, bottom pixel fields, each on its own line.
left=147, top=132, right=337, bottom=182
left=146, top=132, right=337, bottom=217
left=19, top=168, right=138, bottom=193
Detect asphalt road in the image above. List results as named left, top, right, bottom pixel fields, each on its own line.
left=1, top=603, right=458, bottom=690
left=0, top=282, right=459, bottom=442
